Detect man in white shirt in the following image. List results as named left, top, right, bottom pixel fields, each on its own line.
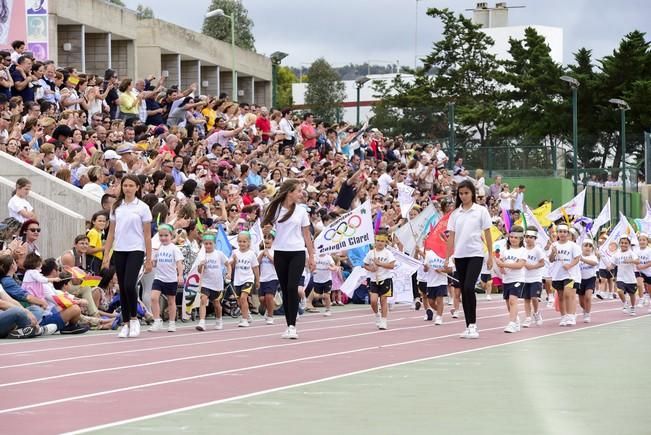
left=377, top=163, right=397, bottom=197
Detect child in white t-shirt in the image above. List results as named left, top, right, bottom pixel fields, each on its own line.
left=363, top=230, right=396, bottom=330
left=549, top=223, right=581, bottom=326
left=496, top=226, right=526, bottom=333
left=196, top=233, right=230, bottom=331
left=523, top=228, right=546, bottom=327
left=258, top=231, right=278, bottom=325
left=423, top=248, right=450, bottom=325
left=609, top=235, right=640, bottom=315
left=308, top=251, right=337, bottom=317
left=578, top=239, right=598, bottom=323
left=230, top=232, right=259, bottom=327
left=149, top=224, right=184, bottom=332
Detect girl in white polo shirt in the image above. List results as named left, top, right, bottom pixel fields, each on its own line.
left=496, top=225, right=526, bottom=333
left=610, top=234, right=640, bottom=315
left=102, top=174, right=153, bottom=338
left=549, top=223, right=581, bottom=326
left=446, top=180, right=493, bottom=339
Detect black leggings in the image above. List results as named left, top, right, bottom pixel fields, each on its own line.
left=274, top=250, right=305, bottom=327
left=454, top=256, right=483, bottom=326
left=112, top=250, right=144, bottom=323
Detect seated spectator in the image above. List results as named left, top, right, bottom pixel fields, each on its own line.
left=7, top=178, right=36, bottom=224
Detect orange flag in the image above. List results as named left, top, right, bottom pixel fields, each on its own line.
left=424, top=212, right=452, bottom=258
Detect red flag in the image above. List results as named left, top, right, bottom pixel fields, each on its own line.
left=424, top=212, right=452, bottom=258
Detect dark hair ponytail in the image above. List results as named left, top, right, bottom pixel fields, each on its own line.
left=262, top=179, right=301, bottom=227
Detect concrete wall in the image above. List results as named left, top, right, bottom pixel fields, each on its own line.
left=85, top=33, right=110, bottom=77
left=49, top=0, right=139, bottom=41
left=161, top=54, right=181, bottom=88
left=238, top=76, right=253, bottom=104
left=200, top=65, right=219, bottom=96
left=111, top=39, right=130, bottom=79
left=181, top=60, right=200, bottom=91
left=135, top=46, right=162, bottom=79
left=57, top=25, right=83, bottom=71
left=220, top=70, right=233, bottom=98
left=0, top=152, right=101, bottom=221
left=0, top=177, right=86, bottom=259
left=254, top=81, right=270, bottom=107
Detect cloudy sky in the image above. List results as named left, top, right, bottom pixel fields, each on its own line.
left=123, top=0, right=649, bottom=68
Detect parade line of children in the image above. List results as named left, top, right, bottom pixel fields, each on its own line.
left=138, top=216, right=650, bottom=340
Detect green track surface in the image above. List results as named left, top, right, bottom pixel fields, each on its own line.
left=90, top=316, right=651, bottom=435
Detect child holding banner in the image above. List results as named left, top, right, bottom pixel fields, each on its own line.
left=363, top=229, right=396, bottom=330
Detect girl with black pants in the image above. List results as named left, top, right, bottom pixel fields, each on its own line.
left=102, top=175, right=152, bottom=339
left=446, top=180, right=493, bottom=339
left=262, top=179, right=315, bottom=340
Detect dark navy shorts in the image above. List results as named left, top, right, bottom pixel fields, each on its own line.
left=259, top=280, right=278, bottom=296
left=578, top=277, right=596, bottom=295
left=617, top=281, right=637, bottom=294
left=152, top=279, right=178, bottom=296
left=370, top=278, right=393, bottom=297
left=426, top=285, right=448, bottom=299
left=418, top=281, right=427, bottom=294
left=503, top=282, right=523, bottom=299
left=313, top=280, right=332, bottom=294
left=201, top=287, right=223, bottom=302
left=234, top=282, right=254, bottom=296
left=480, top=273, right=492, bottom=283
left=522, top=282, right=542, bottom=299
left=552, top=279, right=574, bottom=291
left=41, top=310, right=65, bottom=331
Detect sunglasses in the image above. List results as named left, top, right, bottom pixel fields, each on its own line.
left=229, top=209, right=237, bottom=212
left=28, top=228, right=41, bottom=233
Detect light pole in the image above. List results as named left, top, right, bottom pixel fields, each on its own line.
left=609, top=98, right=630, bottom=214
left=355, top=76, right=370, bottom=127
left=206, top=9, right=236, bottom=101
left=270, top=51, right=288, bottom=108
left=560, top=75, right=580, bottom=194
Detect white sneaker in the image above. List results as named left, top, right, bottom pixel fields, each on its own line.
left=378, top=318, right=388, bottom=330
left=522, top=317, right=532, bottom=328
left=128, top=319, right=140, bottom=337
left=434, top=315, right=443, bottom=325
left=504, top=322, right=518, bottom=333
left=566, top=314, right=576, bottom=326
left=40, top=323, right=58, bottom=335
left=636, top=300, right=644, bottom=308
left=583, top=313, right=591, bottom=323
left=559, top=315, right=568, bottom=327
left=215, top=319, right=223, bottom=330
left=629, top=307, right=636, bottom=316
left=167, top=321, right=176, bottom=332
left=117, top=324, right=129, bottom=338
left=451, top=309, right=459, bottom=319
left=287, top=325, right=298, bottom=339
left=534, top=312, right=543, bottom=326
left=265, top=316, right=274, bottom=325
left=447, top=298, right=453, bottom=306
left=515, top=316, right=521, bottom=331
left=149, top=319, right=163, bottom=332
left=622, top=301, right=630, bottom=313
left=281, top=327, right=290, bottom=339
left=324, top=310, right=332, bottom=317
left=485, top=294, right=492, bottom=301
left=374, top=312, right=381, bottom=327
left=238, top=319, right=250, bottom=327
left=467, top=324, right=479, bottom=338
left=196, top=321, right=206, bottom=331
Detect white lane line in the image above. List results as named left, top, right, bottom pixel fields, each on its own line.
left=63, top=311, right=646, bottom=435
left=0, top=306, right=627, bottom=413
left=0, top=303, right=510, bottom=368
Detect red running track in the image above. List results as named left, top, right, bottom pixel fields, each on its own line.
left=0, top=299, right=631, bottom=434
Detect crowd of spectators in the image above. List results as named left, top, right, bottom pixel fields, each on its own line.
left=0, top=38, right=530, bottom=339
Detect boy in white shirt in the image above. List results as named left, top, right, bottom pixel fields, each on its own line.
left=610, top=235, right=640, bottom=315
left=307, top=252, right=337, bottom=317
left=363, top=230, right=395, bottom=330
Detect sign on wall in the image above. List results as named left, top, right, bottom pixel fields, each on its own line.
left=26, top=0, right=47, bottom=60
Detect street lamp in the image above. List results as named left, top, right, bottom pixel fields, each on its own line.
left=206, top=8, right=237, bottom=101
left=560, top=75, right=580, bottom=194
left=270, top=51, right=288, bottom=108
left=609, top=98, right=630, bottom=214
left=355, top=76, right=370, bottom=127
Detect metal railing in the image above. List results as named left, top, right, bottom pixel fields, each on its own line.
left=583, top=184, right=637, bottom=219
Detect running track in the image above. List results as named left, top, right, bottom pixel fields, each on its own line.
left=0, top=298, right=632, bottom=434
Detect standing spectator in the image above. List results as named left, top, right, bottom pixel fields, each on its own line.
left=255, top=106, right=271, bottom=143
left=102, top=175, right=153, bottom=338
left=11, top=55, right=36, bottom=103
left=7, top=178, right=36, bottom=224
left=0, top=50, right=13, bottom=98
left=489, top=175, right=503, bottom=200
left=513, top=185, right=526, bottom=211
left=299, top=113, right=318, bottom=151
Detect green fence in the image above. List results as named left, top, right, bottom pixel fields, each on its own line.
left=441, top=145, right=559, bottom=178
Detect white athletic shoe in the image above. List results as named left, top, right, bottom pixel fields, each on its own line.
left=534, top=312, right=543, bottom=326
left=324, top=309, right=332, bottom=317
left=238, top=319, right=250, bottom=327
left=117, top=324, right=129, bottom=338
left=265, top=316, right=274, bottom=325
left=485, top=294, right=492, bottom=301
left=196, top=321, right=206, bottom=331
left=515, top=316, right=521, bottom=331
left=559, top=315, right=568, bottom=327
left=167, top=321, right=176, bottom=332
left=566, top=315, right=576, bottom=326
left=149, top=319, right=163, bottom=332
left=374, top=312, right=381, bottom=327
left=40, top=324, right=58, bottom=335
left=281, top=327, right=290, bottom=339
left=583, top=313, right=591, bottom=323
left=299, top=298, right=306, bottom=311
left=629, top=307, right=636, bottom=316
left=378, top=318, right=388, bottom=330
left=434, top=315, right=443, bottom=325
left=522, top=317, right=532, bottom=328
left=128, top=319, right=140, bottom=337
left=287, top=325, right=298, bottom=339
left=451, top=309, right=460, bottom=319
left=504, top=322, right=518, bottom=333
left=215, top=319, right=223, bottom=330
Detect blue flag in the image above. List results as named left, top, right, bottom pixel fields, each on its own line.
left=216, top=224, right=233, bottom=257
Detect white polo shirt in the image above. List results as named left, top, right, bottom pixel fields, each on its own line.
left=109, top=198, right=152, bottom=252
left=447, top=203, right=492, bottom=258
left=272, top=206, right=310, bottom=252
left=7, top=195, right=33, bottom=223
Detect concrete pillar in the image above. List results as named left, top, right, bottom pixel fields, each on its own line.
left=251, top=77, right=255, bottom=105
left=238, top=76, right=252, bottom=104
left=107, top=33, right=112, bottom=69
left=216, top=65, right=220, bottom=97
left=80, top=25, right=85, bottom=72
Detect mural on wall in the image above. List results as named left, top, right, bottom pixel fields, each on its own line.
left=26, top=0, right=47, bottom=59
left=0, top=0, right=26, bottom=47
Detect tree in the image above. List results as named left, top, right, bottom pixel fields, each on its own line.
left=106, top=0, right=125, bottom=5
left=136, top=4, right=154, bottom=19
left=202, top=0, right=255, bottom=51
left=276, top=66, right=296, bottom=109
left=304, top=58, right=345, bottom=123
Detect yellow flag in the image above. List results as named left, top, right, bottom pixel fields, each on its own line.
left=532, top=202, right=552, bottom=227
left=482, top=225, right=504, bottom=252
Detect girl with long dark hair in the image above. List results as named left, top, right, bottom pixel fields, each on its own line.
left=102, top=174, right=152, bottom=338
left=445, top=179, right=493, bottom=339
left=262, top=179, right=315, bottom=339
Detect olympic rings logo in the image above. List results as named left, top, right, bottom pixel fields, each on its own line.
left=323, top=215, right=362, bottom=243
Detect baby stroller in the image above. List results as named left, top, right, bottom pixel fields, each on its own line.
left=221, top=281, right=241, bottom=318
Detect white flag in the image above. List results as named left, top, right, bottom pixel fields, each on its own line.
left=645, top=201, right=651, bottom=220
left=340, top=266, right=369, bottom=297
left=547, top=189, right=586, bottom=221
left=181, top=246, right=204, bottom=320
left=250, top=219, right=263, bottom=253
left=523, top=205, right=550, bottom=249
left=599, top=213, right=638, bottom=258
left=314, top=200, right=374, bottom=254
left=394, top=204, right=437, bottom=256
left=590, top=198, right=611, bottom=237
left=397, top=183, right=416, bottom=219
